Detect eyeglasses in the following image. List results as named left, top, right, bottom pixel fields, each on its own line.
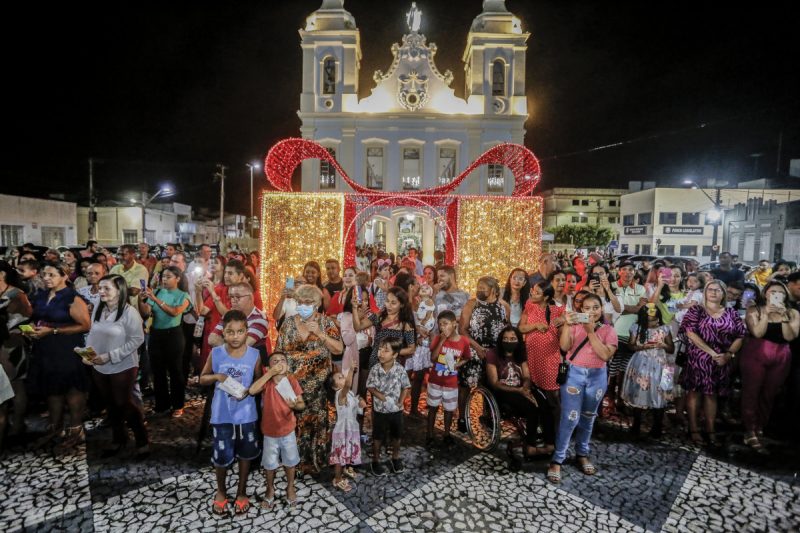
left=229, top=293, right=251, bottom=300
left=706, top=288, right=723, bottom=293
left=511, top=276, right=527, bottom=282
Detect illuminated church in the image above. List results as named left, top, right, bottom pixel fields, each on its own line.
left=298, top=0, right=529, bottom=261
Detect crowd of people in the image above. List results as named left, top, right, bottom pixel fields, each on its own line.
left=0, top=240, right=798, bottom=514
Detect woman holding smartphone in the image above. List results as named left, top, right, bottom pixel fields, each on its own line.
left=547, top=293, right=618, bottom=483
left=740, top=281, right=799, bottom=452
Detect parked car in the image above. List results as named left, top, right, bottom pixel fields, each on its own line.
left=697, top=262, right=753, bottom=273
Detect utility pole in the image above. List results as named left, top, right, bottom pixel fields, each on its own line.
left=215, top=164, right=228, bottom=244
left=88, top=157, right=96, bottom=241
left=710, top=187, right=722, bottom=262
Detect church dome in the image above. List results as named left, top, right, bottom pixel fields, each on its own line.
left=470, top=0, right=523, bottom=34
left=304, top=0, right=357, bottom=32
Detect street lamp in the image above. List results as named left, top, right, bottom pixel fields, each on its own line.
left=136, top=185, right=175, bottom=244
left=246, top=162, right=261, bottom=238
left=682, top=179, right=727, bottom=261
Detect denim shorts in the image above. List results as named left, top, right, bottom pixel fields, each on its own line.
left=261, top=431, right=301, bottom=471
left=211, top=422, right=260, bottom=468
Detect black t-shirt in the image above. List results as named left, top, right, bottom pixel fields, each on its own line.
left=324, top=280, right=344, bottom=295
left=711, top=268, right=744, bottom=285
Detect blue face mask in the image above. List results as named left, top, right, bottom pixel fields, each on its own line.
left=296, top=304, right=315, bottom=320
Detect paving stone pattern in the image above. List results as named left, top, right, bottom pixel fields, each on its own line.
left=1, top=390, right=798, bottom=533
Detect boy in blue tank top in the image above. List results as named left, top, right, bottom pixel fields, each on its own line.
left=200, top=310, right=263, bottom=515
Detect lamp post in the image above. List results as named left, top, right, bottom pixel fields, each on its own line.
left=682, top=180, right=725, bottom=262
left=138, top=186, right=175, bottom=244
left=246, top=162, right=261, bottom=238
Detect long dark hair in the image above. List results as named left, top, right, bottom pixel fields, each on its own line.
left=754, top=280, right=790, bottom=308
left=494, top=325, right=526, bottom=365
left=635, top=304, right=664, bottom=344
left=303, top=261, right=324, bottom=290
left=93, top=274, right=129, bottom=322
left=379, top=286, right=416, bottom=344
left=532, top=280, right=555, bottom=305
left=393, top=271, right=417, bottom=295
left=503, top=268, right=530, bottom=309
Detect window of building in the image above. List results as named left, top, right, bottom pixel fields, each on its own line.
left=607, top=217, right=618, bottom=224
left=492, top=60, right=505, bottom=96
left=659, top=212, right=677, bottom=225
left=641, top=244, right=652, bottom=255
left=572, top=199, right=580, bottom=206
left=620, top=244, right=629, bottom=254
left=438, top=147, right=456, bottom=184
left=638, top=212, right=652, bottom=225
left=144, top=230, right=156, bottom=244
left=759, top=232, right=771, bottom=260
left=623, top=214, right=635, bottom=226
left=581, top=199, right=589, bottom=206
left=682, top=212, right=701, bottom=225
left=609, top=200, right=617, bottom=207
left=319, top=147, right=337, bottom=189
left=701, top=245, right=714, bottom=256
left=1, top=225, right=24, bottom=246
left=402, top=147, right=421, bottom=190
left=571, top=216, right=578, bottom=223
left=657, top=245, right=675, bottom=255
left=680, top=245, right=697, bottom=256
left=634, top=244, right=640, bottom=254
left=123, top=230, right=138, bottom=245
left=366, top=147, right=384, bottom=189
left=743, top=233, right=756, bottom=262
left=40, top=226, right=65, bottom=248
left=487, top=164, right=504, bottom=192
left=322, top=57, right=336, bottom=95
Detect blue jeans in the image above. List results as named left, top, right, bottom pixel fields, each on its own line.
left=552, top=365, right=608, bottom=464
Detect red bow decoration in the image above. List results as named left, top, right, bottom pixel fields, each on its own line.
left=264, top=138, right=541, bottom=196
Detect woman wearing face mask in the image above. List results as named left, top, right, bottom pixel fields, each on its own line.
left=276, top=284, right=343, bottom=475
left=486, top=326, right=542, bottom=459
left=82, top=275, right=149, bottom=458
left=458, top=277, right=510, bottom=432
left=678, top=280, right=747, bottom=447
left=547, top=293, right=618, bottom=484
left=502, top=269, right=530, bottom=327
left=518, top=280, right=565, bottom=454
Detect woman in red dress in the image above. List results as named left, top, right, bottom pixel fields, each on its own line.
left=518, top=279, right=565, bottom=453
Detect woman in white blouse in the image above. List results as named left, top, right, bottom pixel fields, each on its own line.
left=83, top=274, right=149, bottom=458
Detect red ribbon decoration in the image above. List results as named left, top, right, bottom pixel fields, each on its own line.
left=264, top=138, right=541, bottom=197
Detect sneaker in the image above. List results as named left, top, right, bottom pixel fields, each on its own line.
left=390, top=458, right=405, bottom=473
left=370, top=461, right=388, bottom=477
left=171, top=409, right=184, bottom=418
left=457, top=418, right=467, bottom=434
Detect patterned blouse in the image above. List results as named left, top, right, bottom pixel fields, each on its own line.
left=366, top=313, right=416, bottom=369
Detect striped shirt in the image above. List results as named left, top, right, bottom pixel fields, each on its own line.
left=214, top=306, right=270, bottom=351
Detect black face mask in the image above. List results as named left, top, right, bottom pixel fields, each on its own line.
left=476, top=291, right=488, bottom=301
left=502, top=341, right=519, bottom=354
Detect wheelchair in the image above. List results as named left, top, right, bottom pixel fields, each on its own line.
left=464, top=384, right=535, bottom=471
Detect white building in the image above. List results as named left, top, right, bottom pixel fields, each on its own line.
left=298, top=0, right=529, bottom=262
left=619, top=187, right=800, bottom=260
left=539, top=187, right=627, bottom=234
left=0, top=194, right=78, bottom=248
left=77, top=205, right=179, bottom=246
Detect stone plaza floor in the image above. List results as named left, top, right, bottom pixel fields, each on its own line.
left=1, top=390, right=798, bottom=533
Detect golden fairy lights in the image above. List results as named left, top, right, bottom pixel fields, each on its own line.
left=455, top=197, right=543, bottom=294
left=259, top=192, right=344, bottom=316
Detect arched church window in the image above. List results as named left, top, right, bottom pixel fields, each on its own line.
left=492, top=60, right=505, bottom=96
left=323, top=57, right=336, bottom=95
left=319, top=147, right=337, bottom=189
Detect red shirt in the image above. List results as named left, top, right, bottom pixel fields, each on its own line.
left=428, top=335, right=471, bottom=388
left=261, top=375, right=303, bottom=438
left=326, top=290, right=379, bottom=316
left=567, top=324, right=618, bottom=368
left=203, top=284, right=230, bottom=332
left=213, top=306, right=271, bottom=353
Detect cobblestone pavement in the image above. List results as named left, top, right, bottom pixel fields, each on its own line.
left=1, top=390, right=798, bottom=533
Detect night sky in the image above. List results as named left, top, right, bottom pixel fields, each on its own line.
left=6, top=1, right=799, bottom=214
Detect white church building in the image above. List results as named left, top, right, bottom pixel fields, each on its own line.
left=298, top=0, right=530, bottom=261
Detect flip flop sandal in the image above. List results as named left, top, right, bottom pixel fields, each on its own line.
left=211, top=498, right=229, bottom=516
left=234, top=496, right=250, bottom=515
left=343, top=466, right=357, bottom=479
left=575, top=456, right=597, bottom=475
left=333, top=479, right=353, bottom=493
left=286, top=496, right=302, bottom=509
left=546, top=464, right=562, bottom=484
left=259, top=496, right=275, bottom=510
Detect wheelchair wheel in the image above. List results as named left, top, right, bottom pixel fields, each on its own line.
left=465, top=385, right=501, bottom=451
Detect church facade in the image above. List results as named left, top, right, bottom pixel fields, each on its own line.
left=298, top=0, right=530, bottom=259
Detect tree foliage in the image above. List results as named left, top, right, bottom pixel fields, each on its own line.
left=546, top=224, right=614, bottom=248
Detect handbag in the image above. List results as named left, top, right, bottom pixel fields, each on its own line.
left=556, top=328, right=595, bottom=386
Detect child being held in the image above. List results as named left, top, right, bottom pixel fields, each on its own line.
left=199, top=310, right=262, bottom=516
left=426, top=310, right=471, bottom=448
left=249, top=351, right=305, bottom=510
left=366, top=338, right=411, bottom=476
left=326, top=364, right=367, bottom=492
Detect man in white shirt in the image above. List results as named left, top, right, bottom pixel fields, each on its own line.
left=78, top=262, right=107, bottom=317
